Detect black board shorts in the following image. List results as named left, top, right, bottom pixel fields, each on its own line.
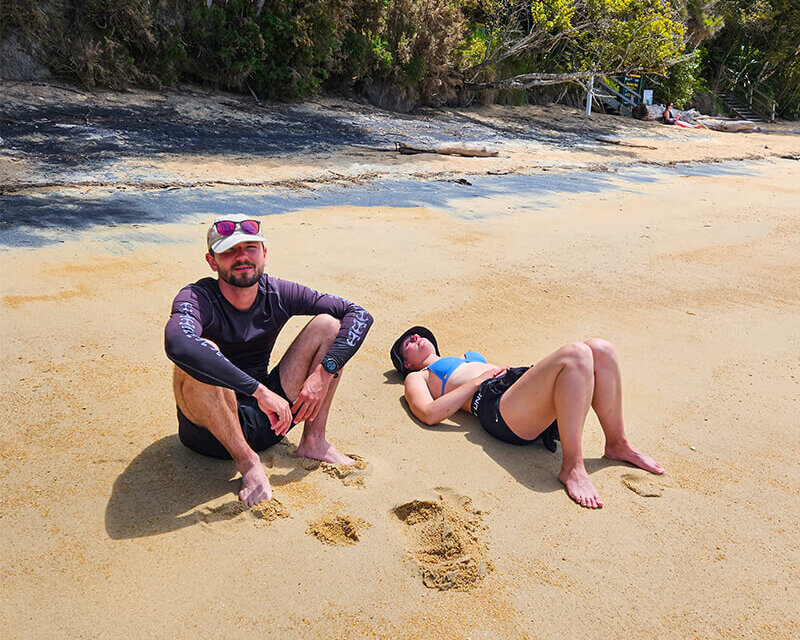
left=470, top=366, right=560, bottom=451
left=177, top=365, right=294, bottom=459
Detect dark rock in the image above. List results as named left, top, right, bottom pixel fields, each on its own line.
left=1, top=31, right=49, bottom=81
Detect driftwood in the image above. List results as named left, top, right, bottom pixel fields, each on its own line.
left=633, top=103, right=667, bottom=121
left=694, top=118, right=756, bottom=132
left=595, top=135, right=657, bottom=149
left=396, top=142, right=499, bottom=157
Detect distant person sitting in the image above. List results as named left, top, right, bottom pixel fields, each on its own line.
left=390, top=327, right=664, bottom=509
left=662, top=102, right=702, bottom=129
left=662, top=102, right=677, bottom=125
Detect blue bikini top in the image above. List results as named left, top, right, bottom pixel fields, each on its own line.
left=426, top=351, right=488, bottom=394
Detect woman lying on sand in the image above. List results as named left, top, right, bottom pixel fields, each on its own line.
left=390, top=327, right=663, bottom=508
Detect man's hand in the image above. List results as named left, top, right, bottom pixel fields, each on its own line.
left=291, top=365, right=333, bottom=424
left=253, top=384, right=293, bottom=436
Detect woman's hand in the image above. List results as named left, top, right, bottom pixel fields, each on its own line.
left=478, top=366, right=509, bottom=383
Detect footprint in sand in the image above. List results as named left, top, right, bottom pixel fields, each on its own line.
left=393, top=488, right=492, bottom=591
left=306, top=513, right=371, bottom=546
left=300, top=453, right=369, bottom=487
left=195, top=498, right=290, bottom=526
left=621, top=473, right=663, bottom=497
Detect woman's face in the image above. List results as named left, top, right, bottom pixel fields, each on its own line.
left=402, top=333, right=435, bottom=370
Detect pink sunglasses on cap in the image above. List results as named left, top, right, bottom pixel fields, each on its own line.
left=214, top=219, right=260, bottom=236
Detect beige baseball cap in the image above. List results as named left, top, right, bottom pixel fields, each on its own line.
left=206, top=214, right=266, bottom=253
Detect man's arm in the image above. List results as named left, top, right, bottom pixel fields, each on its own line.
left=404, top=368, right=507, bottom=426
left=165, top=286, right=293, bottom=433
left=164, top=285, right=260, bottom=396
left=276, top=279, right=373, bottom=370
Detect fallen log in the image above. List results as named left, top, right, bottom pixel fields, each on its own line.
left=595, top=135, right=657, bottom=149
left=695, top=118, right=756, bottom=132
left=396, top=142, right=499, bottom=157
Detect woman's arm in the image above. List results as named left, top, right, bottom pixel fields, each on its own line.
left=404, top=368, right=507, bottom=425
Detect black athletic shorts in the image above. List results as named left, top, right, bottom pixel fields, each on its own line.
left=470, top=366, right=559, bottom=451
left=177, top=365, right=294, bottom=459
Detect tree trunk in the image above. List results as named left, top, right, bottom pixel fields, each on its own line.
left=396, top=142, right=499, bottom=157
left=695, top=119, right=756, bottom=132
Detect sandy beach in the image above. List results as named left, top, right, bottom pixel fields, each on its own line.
left=2, top=83, right=800, bottom=639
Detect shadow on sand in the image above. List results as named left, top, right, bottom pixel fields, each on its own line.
left=104, top=434, right=312, bottom=539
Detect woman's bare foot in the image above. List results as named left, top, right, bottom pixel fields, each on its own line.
left=604, top=440, right=664, bottom=475
left=297, top=435, right=355, bottom=465
left=238, top=458, right=273, bottom=506
left=558, top=465, right=603, bottom=509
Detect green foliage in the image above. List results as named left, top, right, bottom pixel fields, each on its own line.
left=463, top=0, right=687, bottom=97
left=460, top=27, right=490, bottom=68
left=706, top=0, right=800, bottom=117
left=371, top=0, right=467, bottom=102
left=650, top=52, right=704, bottom=107
left=536, top=0, right=686, bottom=72
left=5, top=0, right=795, bottom=116
left=530, top=0, right=575, bottom=32
left=2, top=0, right=164, bottom=87
left=183, top=0, right=265, bottom=89
left=179, top=0, right=361, bottom=98
left=370, top=37, right=395, bottom=73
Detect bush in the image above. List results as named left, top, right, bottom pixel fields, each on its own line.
left=2, top=0, right=164, bottom=87
left=649, top=52, right=704, bottom=108
left=367, top=0, right=467, bottom=105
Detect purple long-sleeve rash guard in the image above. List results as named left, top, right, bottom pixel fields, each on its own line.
left=164, top=275, right=373, bottom=396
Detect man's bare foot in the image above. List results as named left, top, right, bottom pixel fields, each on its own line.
left=238, top=459, right=272, bottom=506
left=558, top=466, right=603, bottom=509
left=297, top=436, right=355, bottom=466
left=604, top=441, right=664, bottom=475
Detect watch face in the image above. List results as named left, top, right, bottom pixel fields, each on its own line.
left=323, top=357, right=337, bottom=373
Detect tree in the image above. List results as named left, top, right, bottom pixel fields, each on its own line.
left=461, top=0, right=692, bottom=90
left=707, top=0, right=800, bottom=116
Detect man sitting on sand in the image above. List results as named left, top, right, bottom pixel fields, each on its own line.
left=165, top=214, right=373, bottom=505
left=390, top=327, right=663, bottom=508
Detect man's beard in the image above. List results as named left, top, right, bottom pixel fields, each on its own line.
left=219, top=261, right=264, bottom=288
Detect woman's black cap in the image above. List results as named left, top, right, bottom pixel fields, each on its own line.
left=390, top=326, right=439, bottom=378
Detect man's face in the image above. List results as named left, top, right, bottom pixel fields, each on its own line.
left=206, top=241, right=266, bottom=288
left=402, top=333, right=434, bottom=370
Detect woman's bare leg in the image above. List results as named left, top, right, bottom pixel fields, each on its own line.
left=584, top=339, right=663, bottom=474
left=499, top=342, right=603, bottom=508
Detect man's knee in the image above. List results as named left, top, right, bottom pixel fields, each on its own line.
left=584, top=338, right=617, bottom=365
left=173, top=366, right=236, bottom=416
left=309, top=314, right=341, bottom=342
left=558, top=342, right=594, bottom=375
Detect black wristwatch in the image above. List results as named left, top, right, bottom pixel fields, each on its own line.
left=321, top=355, right=341, bottom=377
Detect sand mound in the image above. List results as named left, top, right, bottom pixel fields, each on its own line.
left=301, top=454, right=368, bottom=487
left=196, top=498, right=289, bottom=525
left=393, top=490, right=492, bottom=590
left=307, top=513, right=370, bottom=545
left=621, top=473, right=663, bottom=497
